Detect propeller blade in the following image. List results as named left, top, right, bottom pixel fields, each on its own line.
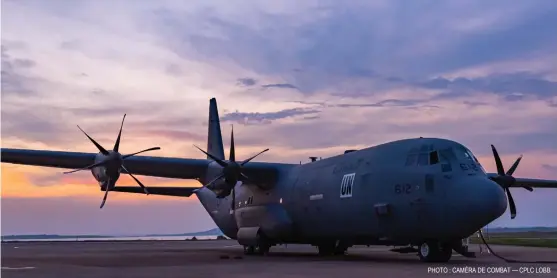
left=229, top=125, right=236, bottom=162
left=100, top=178, right=111, bottom=209
left=240, top=148, right=270, bottom=166
left=523, top=186, right=534, bottom=192
left=122, top=147, right=161, bottom=159
left=231, top=185, right=235, bottom=212
left=490, top=145, right=505, bottom=175
left=122, top=165, right=149, bottom=194
left=241, top=173, right=249, bottom=180
left=78, top=125, right=109, bottom=155
left=505, top=187, right=517, bottom=219
left=506, top=155, right=522, bottom=176
left=193, top=145, right=228, bottom=167
left=113, top=114, right=126, bottom=152
left=205, top=173, right=226, bottom=189
left=63, top=160, right=109, bottom=174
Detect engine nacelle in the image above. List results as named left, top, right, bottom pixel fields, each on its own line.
left=236, top=227, right=262, bottom=246
left=90, top=153, right=120, bottom=190
left=207, top=180, right=233, bottom=198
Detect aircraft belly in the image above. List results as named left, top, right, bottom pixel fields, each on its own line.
left=235, top=204, right=293, bottom=240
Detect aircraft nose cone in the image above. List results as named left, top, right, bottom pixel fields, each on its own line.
left=447, top=177, right=507, bottom=236
left=474, top=179, right=508, bottom=222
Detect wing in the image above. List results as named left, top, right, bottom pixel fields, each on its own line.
left=0, top=148, right=288, bottom=185
left=1, top=148, right=210, bottom=179
left=487, top=173, right=557, bottom=188
left=109, top=186, right=200, bottom=197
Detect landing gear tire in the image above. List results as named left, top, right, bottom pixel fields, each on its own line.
left=318, top=244, right=334, bottom=256
left=256, top=243, right=270, bottom=255
left=243, top=246, right=255, bottom=255
left=418, top=241, right=452, bottom=263
left=317, top=242, right=347, bottom=256
left=243, top=242, right=271, bottom=256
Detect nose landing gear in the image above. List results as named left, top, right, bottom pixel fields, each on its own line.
left=417, top=241, right=452, bottom=262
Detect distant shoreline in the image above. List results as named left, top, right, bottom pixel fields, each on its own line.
left=1, top=234, right=228, bottom=243
left=2, top=237, right=230, bottom=243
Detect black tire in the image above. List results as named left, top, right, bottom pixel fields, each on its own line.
left=418, top=241, right=439, bottom=262
left=256, top=243, right=270, bottom=255
left=317, top=243, right=335, bottom=256
left=418, top=241, right=452, bottom=263
left=243, top=246, right=255, bottom=255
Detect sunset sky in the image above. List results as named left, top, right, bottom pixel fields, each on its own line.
left=2, top=0, right=557, bottom=235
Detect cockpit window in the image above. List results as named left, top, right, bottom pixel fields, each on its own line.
left=405, top=146, right=446, bottom=166
left=429, top=151, right=439, bottom=164
left=454, top=146, right=474, bottom=161
left=439, top=148, right=456, bottom=161
left=405, top=154, right=417, bottom=166
left=417, top=153, right=429, bottom=166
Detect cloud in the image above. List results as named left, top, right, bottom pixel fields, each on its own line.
left=421, top=72, right=557, bottom=101
left=144, top=1, right=557, bottom=95
left=237, top=77, right=257, bottom=86
left=1, top=43, right=39, bottom=95
left=261, top=83, right=297, bottom=89
left=542, top=164, right=557, bottom=173
left=221, top=107, right=320, bottom=125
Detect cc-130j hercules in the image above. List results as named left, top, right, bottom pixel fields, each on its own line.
left=2, top=98, right=557, bottom=263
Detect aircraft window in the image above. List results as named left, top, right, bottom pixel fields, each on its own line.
left=439, top=148, right=456, bottom=161
left=417, top=153, right=429, bottom=166
left=466, top=150, right=480, bottom=163
left=454, top=146, right=473, bottom=161
left=405, top=154, right=418, bottom=166
left=429, top=151, right=439, bottom=165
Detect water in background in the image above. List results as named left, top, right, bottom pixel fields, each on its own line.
left=2, top=235, right=221, bottom=242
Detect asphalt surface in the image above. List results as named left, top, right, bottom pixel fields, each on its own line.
left=2, top=240, right=556, bottom=278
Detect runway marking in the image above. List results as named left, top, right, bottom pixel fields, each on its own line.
left=2, top=267, right=36, bottom=270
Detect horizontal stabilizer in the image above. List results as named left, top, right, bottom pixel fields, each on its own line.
left=106, top=186, right=200, bottom=197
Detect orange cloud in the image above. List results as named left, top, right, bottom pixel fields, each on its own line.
left=1, top=165, right=201, bottom=202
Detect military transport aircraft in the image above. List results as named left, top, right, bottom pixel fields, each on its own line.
left=2, top=98, right=557, bottom=263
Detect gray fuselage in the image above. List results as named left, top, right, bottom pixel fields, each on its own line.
left=196, top=137, right=507, bottom=246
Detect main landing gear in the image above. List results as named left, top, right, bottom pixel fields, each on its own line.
left=243, top=239, right=271, bottom=256
left=417, top=241, right=452, bottom=262
left=317, top=241, right=349, bottom=256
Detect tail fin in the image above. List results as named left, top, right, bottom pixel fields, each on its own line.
left=207, top=98, right=225, bottom=160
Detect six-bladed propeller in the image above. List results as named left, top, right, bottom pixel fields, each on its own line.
left=489, top=144, right=533, bottom=219
left=63, top=114, right=161, bottom=208
left=193, top=125, right=269, bottom=199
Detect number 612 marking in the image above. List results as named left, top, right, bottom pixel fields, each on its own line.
left=395, top=184, right=411, bottom=194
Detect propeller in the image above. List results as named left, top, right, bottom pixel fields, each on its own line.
left=63, top=114, right=161, bottom=208
left=193, top=125, right=269, bottom=199
left=489, top=144, right=533, bottom=219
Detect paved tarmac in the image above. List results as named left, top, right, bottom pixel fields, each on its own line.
left=2, top=240, right=556, bottom=278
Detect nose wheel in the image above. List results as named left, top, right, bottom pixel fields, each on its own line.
left=418, top=241, right=452, bottom=262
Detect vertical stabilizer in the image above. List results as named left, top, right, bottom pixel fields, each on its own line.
left=207, top=98, right=225, bottom=160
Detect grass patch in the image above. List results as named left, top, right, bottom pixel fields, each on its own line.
left=470, top=237, right=557, bottom=248
left=485, top=231, right=557, bottom=238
